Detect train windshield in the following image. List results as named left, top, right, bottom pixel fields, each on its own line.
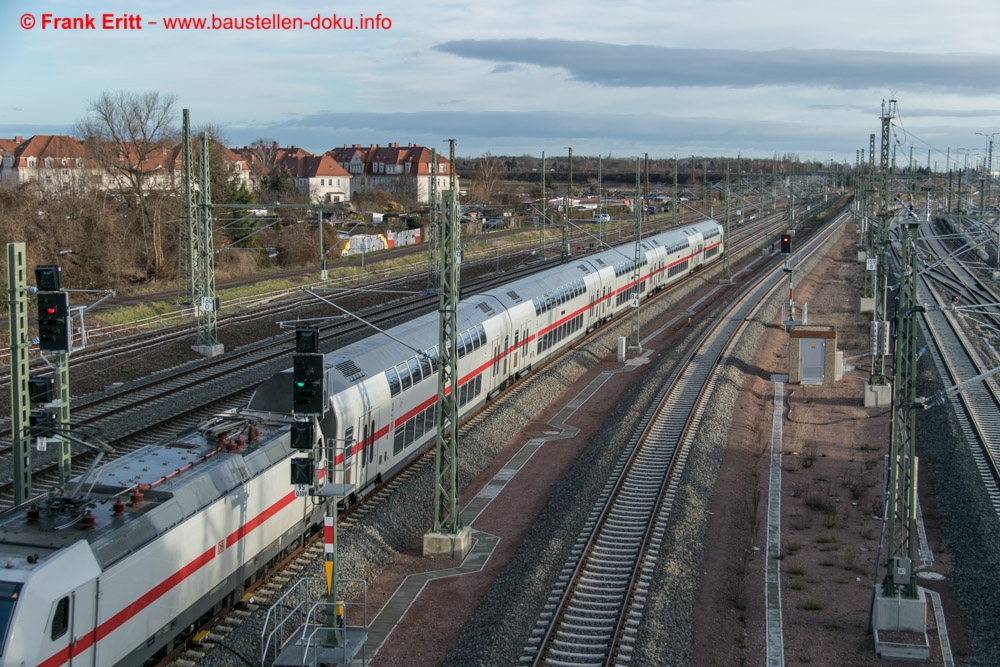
left=0, top=581, right=22, bottom=655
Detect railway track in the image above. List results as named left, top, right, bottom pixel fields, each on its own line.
left=519, top=212, right=847, bottom=666
left=912, top=220, right=1000, bottom=513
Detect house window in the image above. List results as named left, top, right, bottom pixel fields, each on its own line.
left=438, top=163, right=445, bottom=173
left=336, top=179, right=340, bottom=186
left=320, top=179, right=325, bottom=186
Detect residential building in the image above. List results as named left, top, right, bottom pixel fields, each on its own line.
left=234, top=144, right=351, bottom=204
left=0, top=135, right=101, bottom=191
left=328, top=142, right=453, bottom=204
left=0, top=134, right=250, bottom=194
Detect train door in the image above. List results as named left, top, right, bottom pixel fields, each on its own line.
left=502, top=335, right=509, bottom=379
left=359, top=410, right=378, bottom=489
left=521, top=326, right=530, bottom=369
left=47, top=579, right=99, bottom=666
left=512, top=330, right=519, bottom=370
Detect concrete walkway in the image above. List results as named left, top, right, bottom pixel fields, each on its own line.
left=765, top=377, right=786, bottom=667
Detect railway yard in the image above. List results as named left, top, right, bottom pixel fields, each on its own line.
left=3, top=200, right=1000, bottom=666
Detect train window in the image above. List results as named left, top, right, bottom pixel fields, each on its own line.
left=460, top=331, right=473, bottom=357
left=475, top=324, right=486, bottom=348
left=427, top=346, right=439, bottom=373
left=413, top=412, right=425, bottom=440
left=418, top=353, right=433, bottom=378
left=393, top=425, right=405, bottom=454
left=344, top=426, right=354, bottom=458
left=407, top=357, right=422, bottom=384
left=50, top=596, right=69, bottom=640
left=397, top=363, right=412, bottom=391
left=385, top=368, right=401, bottom=397
left=369, top=420, right=376, bottom=464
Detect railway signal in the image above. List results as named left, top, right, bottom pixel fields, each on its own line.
left=37, top=291, right=70, bottom=351
left=290, top=421, right=314, bottom=449
left=289, top=457, right=315, bottom=486
left=780, top=234, right=792, bottom=254
left=292, top=353, right=326, bottom=415
left=34, top=265, right=62, bottom=291
left=296, top=326, right=320, bottom=353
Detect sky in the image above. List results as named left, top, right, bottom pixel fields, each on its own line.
left=2, top=0, right=1000, bottom=167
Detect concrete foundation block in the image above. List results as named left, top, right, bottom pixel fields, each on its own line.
left=864, top=381, right=892, bottom=408
left=191, top=343, right=225, bottom=358
left=423, top=526, right=472, bottom=559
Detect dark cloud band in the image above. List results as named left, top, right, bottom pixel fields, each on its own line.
left=434, top=38, right=1000, bottom=93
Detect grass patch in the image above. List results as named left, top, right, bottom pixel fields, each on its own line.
left=800, top=601, right=824, bottom=611
left=786, top=565, right=806, bottom=576
left=804, top=490, right=835, bottom=514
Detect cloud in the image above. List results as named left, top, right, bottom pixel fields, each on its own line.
left=434, top=39, right=1000, bottom=93
left=225, top=109, right=861, bottom=159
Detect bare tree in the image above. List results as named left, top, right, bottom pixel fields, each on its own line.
left=474, top=151, right=503, bottom=204
left=247, top=137, right=280, bottom=180
left=75, top=90, right=179, bottom=276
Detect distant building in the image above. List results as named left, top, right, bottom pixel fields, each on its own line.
left=327, top=142, right=453, bottom=204
left=0, top=135, right=100, bottom=191
left=234, top=144, right=351, bottom=204
left=0, top=134, right=250, bottom=194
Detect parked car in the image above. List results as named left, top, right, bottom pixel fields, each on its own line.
left=592, top=213, right=611, bottom=223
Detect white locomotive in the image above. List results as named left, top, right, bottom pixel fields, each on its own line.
left=0, top=219, right=722, bottom=666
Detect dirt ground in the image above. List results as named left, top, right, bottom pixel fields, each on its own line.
left=691, top=223, right=970, bottom=666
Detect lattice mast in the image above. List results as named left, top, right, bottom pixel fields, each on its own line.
left=562, top=147, right=571, bottom=263
left=540, top=151, right=546, bottom=260
left=884, top=222, right=921, bottom=597
left=871, top=101, right=896, bottom=386
left=862, top=135, right=878, bottom=303
left=177, top=109, right=196, bottom=306
left=194, top=132, right=220, bottom=349
left=630, top=159, right=642, bottom=352
left=721, top=162, right=732, bottom=281
left=426, top=148, right=439, bottom=293
left=431, top=138, right=462, bottom=535
left=7, top=244, right=31, bottom=504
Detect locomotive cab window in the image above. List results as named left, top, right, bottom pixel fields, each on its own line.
left=50, top=596, right=69, bottom=641
left=0, top=581, right=22, bottom=653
